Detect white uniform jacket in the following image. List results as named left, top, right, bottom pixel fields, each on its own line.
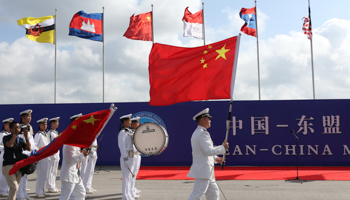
left=118, top=128, right=134, bottom=161
left=187, top=126, right=225, bottom=180
left=47, top=129, right=60, bottom=160
left=60, top=145, right=85, bottom=183
left=34, top=130, right=49, bottom=150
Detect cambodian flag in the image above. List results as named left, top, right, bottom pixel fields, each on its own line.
left=239, top=7, right=256, bottom=37
left=69, top=10, right=103, bottom=42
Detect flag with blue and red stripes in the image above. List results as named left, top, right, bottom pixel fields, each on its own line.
left=239, top=7, right=256, bottom=37
left=69, top=10, right=103, bottom=42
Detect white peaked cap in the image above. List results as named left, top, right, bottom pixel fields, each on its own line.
left=193, top=108, right=213, bottom=120
left=131, top=117, right=140, bottom=122
left=49, top=117, right=60, bottom=122
left=20, top=109, right=32, bottom=115
left=2, top=118, right=14, bottom=123
left=70, top=113, right=82, bottom=119
left=37, top=118, right=48, bottom=123
left=120, top=114, right=132, bottom=120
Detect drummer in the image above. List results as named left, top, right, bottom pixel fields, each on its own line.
left=130, top=117, right=141, bottom=199
left=118, top=114, right=136, bottom=200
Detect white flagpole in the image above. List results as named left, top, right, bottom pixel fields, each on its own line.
left=255, top=0, right=261, bottom=100
left=202, top=2, right=206, bottom=46
left=152, top=5, right=154, bottom=44
left=309, top=0, right=315, bottom=99
left=102, top=7, right=105, bottom=103
left=54, top=9, right=57, bottom=104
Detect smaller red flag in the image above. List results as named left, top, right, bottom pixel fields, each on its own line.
left=123, top=11, right=152, bottom=41
left=9, top=107, right=116, bottom=175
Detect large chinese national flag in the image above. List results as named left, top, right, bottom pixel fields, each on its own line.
left=123, top=11, right=152, bottom=41
left=149, top=36, right=240, bottom=106
left=9, top=106, right=117, bottom=175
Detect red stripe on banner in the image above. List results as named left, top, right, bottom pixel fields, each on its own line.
left=240, top=7, right=256, bottom=15
left=69, top=14, right=103, bottom=34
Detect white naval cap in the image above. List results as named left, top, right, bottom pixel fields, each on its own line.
left=131, top=117, right=140, bottom=122
left=120, top=114, right=132, bottom=120
left=20, top=109, right=32, bottom=115
left=49, top=117, right=60, bottom=122
left=193, top=108, right=213, bottom=121
left=70, top=113, right=82, bottom=120
left=37, top=118, right=48, bottom=123
left=2, top=118, right=14, bottom=123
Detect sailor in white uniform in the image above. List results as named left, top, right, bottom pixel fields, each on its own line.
left=118, top=114, right=135, bottom=200
left=34, top=118, right=50, bottom=198
left=81, top=138, right=98, bottom=194
left=187, top=108, right=229, bottom=200
left=17, top=109, right=36, bottom=200
left=59, top=113, right=89, bottom=200
left=0, top=118, right=12, bottom=197
left=46, top=117, right=61, bottom=193
left=130, top=117, right=141, bottom=199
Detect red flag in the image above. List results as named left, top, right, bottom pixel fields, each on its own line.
left=123, top=11, right=152, bottom=41
left=149, top=36, right=240, bottom=106
left=9, top=107, right=116, bottom=175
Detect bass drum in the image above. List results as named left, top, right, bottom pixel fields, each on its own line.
left=133, top=122, right=169, bottom=156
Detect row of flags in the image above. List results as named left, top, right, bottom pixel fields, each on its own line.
left=16, top=6, right=313, bottom=45
left=15, top=5, right=313, bottom=106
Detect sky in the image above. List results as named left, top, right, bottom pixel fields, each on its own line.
left=1, top=0, right=350, bottom=104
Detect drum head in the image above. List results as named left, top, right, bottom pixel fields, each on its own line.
left=134, top=122, right=168, bottom=156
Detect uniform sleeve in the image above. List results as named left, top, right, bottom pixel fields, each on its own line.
left=64, top=145, right=85, bottom=164
left=118, top=131, right=128, bottom=160
left=34, top=134, right=41, bottom=148
left=198, top=132, right=225, bottom=156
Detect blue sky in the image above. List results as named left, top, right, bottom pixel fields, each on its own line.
left=1, top=0, right=350, bottom=104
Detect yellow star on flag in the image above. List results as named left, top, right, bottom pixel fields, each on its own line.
left=203, top=50, right=208, bottom=54
left=215, top=44, right=230, bottom=60
left=202, top=63, right=208, bottom=69
left=146, top=15, right=151, bottom=21
left=83, top=115, right=101, bottom=125
left=71, top=124, right=77, bottom=130
left=208, top=45, right=212, bottom=49
left=200, top=58, right=205, bottom=64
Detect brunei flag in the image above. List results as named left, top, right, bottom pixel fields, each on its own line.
left=17, top=15, right=55, bottom=44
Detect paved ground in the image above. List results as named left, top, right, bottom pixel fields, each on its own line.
left=0, top=166, right=349, bottom=200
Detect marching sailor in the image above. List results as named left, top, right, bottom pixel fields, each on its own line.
left=0, top=118, right=12, bottom=197
left=187, top=108, right=229, bottom=200
left=46, top=117, right=61, bottom=193
left=130, top=117, right=141, bottom=199
left=34, top=118, right=50, bottom=198
left=118, top=114, right=135, bottom=200
left=59, top=113, right=89, bottom=200
left=17, top=109, right=36, bottom=200
left=81, top=138, right=98, bottom=194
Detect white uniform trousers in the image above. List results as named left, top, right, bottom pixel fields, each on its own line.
left=131, top=155, right=141, bottom=195
left=0, top=157, right=9, bottom=194
left=80, top=156, right=88, bottom=186
left=46, top=156, right=60, bottom=190
left=59, top=180, right=85, bottom=200
left=35, top=157, right=50, bottom=195
left=120, top=157, right=135, bottom=200
left=82, top=154, right=97, bottom=190
left=188, top=179, right=220, bottom=200
left=17, top=175, right=28, bottom=199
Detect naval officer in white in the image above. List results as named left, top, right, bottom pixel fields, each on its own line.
left=187, top=108, right=229, bottom=200
left=118, top=114, right=135, bottom=200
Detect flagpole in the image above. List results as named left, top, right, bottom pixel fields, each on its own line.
left=202, top=2, right=206, bottom=46
left=255, top=0, right=261, bottom=100
left=151, top=4, right=154, bottom=44
left=102, top=7, right=105, bottom=103
left=54, top=9, right=57, bottom=104
left=309, top=0, right=315, bottom=99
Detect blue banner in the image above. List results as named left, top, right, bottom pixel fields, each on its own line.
left=0, top=99, right=349, bottom=166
